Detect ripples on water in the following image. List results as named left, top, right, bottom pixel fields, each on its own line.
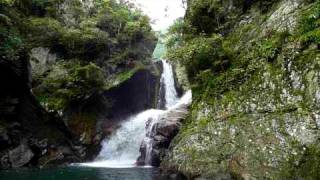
left=0, top=166, right=169, bottom=180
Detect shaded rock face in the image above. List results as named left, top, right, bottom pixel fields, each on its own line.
left=104, top=67, right=161, bottom=123
left=172, top=62, right=188, bottom=96
left=137, top=104, right=190, bottom=166
left=61, top=62, right=162, bottom=161
left=0, top=55, right=79, bottom=169
left=30, top=47, right=57, bottom=76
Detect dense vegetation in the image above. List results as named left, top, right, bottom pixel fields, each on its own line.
left=0, top=0, right=156, bottom=112
left=0, top=0, right=159, bottom=169
left=164, top=0, right=320, bottom=179
left=167, top=0, right=319, bottom=97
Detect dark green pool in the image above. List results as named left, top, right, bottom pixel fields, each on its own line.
left=0, top=166, right=166, bottom=180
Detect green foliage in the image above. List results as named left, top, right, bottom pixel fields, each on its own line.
left=60, top=26, right=110, bottom=59
left=34, top=61, right=107, bottom=111
left=257, top=31, right=289, bottom=61
left=299, top=0, right=320, bottom=45
left=168, top=34, right=231, bottom=81
left=0, top=0, right=155, bottom=116
left=165, top=18, right=186, bottom=49
left=27, top=16, right=112, bottom=59
left=28, top=17, right=63, bottom=46
left=279, top=143, right=320, bottom=180
left=183, top=0, right=280, bottom=35
left=0, top=0, right=14, bottom=5
left=2, top=0, right=155, bottom=63
left=9, top=0, right=62, bottom=16
left=0, top=12, right=23, bottom=61
left=0, top=24, right=23, bottom=61
left=186, top=0, right=235, bottom=34
left=96, top=1, right=154, bottom=44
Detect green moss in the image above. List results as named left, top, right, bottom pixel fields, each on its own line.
left=163, top=1, right=320, bottom=179
left=257, top=31, right=290, bottom=61
left=33, top=60, right=107, bottom=112
left=0, top=13, right=23, bottom=61
left=279, top=143, right=320, bottom=180
left=59, top=26, right=109, bottom=58
left=106, top=62, right=145, bottom=89
left=297, top=1, right=320, bottom=45
left=168, top=34, right=232, bottom=82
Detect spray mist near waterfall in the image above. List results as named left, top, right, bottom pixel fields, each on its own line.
left=79, top=59, right=191, bottom=168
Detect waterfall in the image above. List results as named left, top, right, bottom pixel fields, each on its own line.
left=159, top=59, right=179, bottom=109
left=79, top=59, right=190, bottom=168
left=81, top=109, right=164, bottom=168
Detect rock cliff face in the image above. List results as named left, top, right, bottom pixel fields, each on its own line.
left=163, top=0, right=320, bottom=179
left=0, top=53, right=77, bottom=169
left=0, top=54, right=161, bottom=169
left=104, top=67, right=161, bottom=122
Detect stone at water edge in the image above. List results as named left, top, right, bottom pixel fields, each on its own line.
left=8, top=143, right=34, bottom=168
left=137, top=104, right=190, bottom=166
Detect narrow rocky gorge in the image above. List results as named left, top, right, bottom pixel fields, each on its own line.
left=1, top=0, right=320, bottom=179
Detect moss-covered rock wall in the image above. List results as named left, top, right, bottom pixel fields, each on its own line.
left=163, top=0, right=320, bottom=179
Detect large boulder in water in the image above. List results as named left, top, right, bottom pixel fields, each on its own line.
left=137, top=92, right=191, bottom=166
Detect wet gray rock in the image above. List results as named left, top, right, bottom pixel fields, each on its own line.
left=0, top=51, right=79, bottom=169
left=8, top=143, right=34, bottom=168
left=138, top=103, right=190, bottom=166
left=0, top=152, right=10, bottom=169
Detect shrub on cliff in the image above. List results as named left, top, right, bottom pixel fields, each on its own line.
left=27, top=17, right=63, bottom=47
left=0, top=18, right=23, bottom=61
left=184, top=0, right=279, bottom=35
left=33, top=61, right=107, bottom=112
left=299, top=0, right=320, bottom=46
left=59, top=26, right=110, bottom=59
left=4, top=0, right=156, bottom=117
left=168, top=34, right=231, bottom=81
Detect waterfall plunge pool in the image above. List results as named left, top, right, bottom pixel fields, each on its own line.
left=0, top=166, right=166, bottom=180
left=0, top=60, right=190, bottom=180
left=78, top=60, right=189, bottom=169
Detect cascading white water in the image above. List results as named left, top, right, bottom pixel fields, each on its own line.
left=143, top=90, right=191, bottom=165
left=160, top=59, right=179, bottom=109
left=80, top=109, right=164, bottom=168
left=79, top=59, right=190, bottom=168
